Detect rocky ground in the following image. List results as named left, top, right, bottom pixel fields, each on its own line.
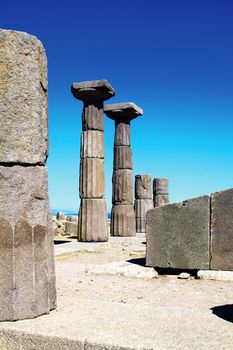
left=0, top=233, right=233, bottom=350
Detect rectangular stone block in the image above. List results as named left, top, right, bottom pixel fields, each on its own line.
left=114, top=121, right=130, bottom=146
left=135, top=175, right=152, bottom=199
left=135, top=199, right=154, bottom=218
left=0, top=30, right=48, bottom=165
left=112, top=170, right=133, bottom=205
left=114, top=145, right=132, bottom=170
left=80, top=158, right=105, bottom=198
left=78, top=199, right=108, bottom=242
left=154, top=194, right=169, bottom=207
left=0, top=165, right=56, bottom=320
left=211, top=188, right=233, bottom=270
left=146, top=196, right=210, bottom=270
left=81, top=130, right=104, bottom=159
left=82, top=104, right=104, bottom=131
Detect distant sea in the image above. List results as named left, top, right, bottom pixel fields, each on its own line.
left=51, top=208, right=111, bottom=219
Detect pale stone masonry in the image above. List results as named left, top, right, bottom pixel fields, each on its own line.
left=134, top=175, right=153, bottom=233
left=71, top=80, right=115, bottom=242
left=146, top=196, right=210, bottom=270
left=105, top=103, right=143, bottom=236
left=146, top=188, right=233, bottom=271
left=153, top=178, right=169, bottom=207
left=0, top=30, right=56, bottom=321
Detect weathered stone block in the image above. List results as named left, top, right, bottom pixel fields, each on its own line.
left=65, top=221, right=78, bottom=236
left=136, top=217, right=147, bottom=233
left=154, top=194, right=169, bottom=207
left=81, top=130, right=104, bottom=159
left=211, top=188, right=233, bottom=270
left=114, top=122, right=130, bottom=146
left=135, top=199, right=154, bottom=218
left=112, top=170, right=133, bottom=205
left=153, top=178, right=169, bottom=195
left=135, top=175, right=152, bottom=199
left=78, top=199, right=108, bottom=242
left=111, top=205, right=136, bottom=237
left=82, top=104, right=104, bottom=131
left=0, top=30, right=48, bottom=164
left=80, top=158, right=105, bottom=198
left=114, top=145, right=132, bottom=170
left=146, top=196, right=210, bottom=270
left=0, top=165, right=56, bottom=321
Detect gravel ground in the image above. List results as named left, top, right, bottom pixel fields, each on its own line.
left=0, top=234, right=233, bottom=350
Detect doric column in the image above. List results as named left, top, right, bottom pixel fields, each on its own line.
left=134, top=175, right=153, bottom=233
left=153, top=178, right=169, bottom=207
left=0, top=30, right=56, bottom=321
left=104, top=103, right=143, bottom=236
left=71, top=80, right=115, bottom=242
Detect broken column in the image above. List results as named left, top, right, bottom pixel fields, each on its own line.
left=0, top=29, right=56, bottom=321
left=104, top=103, right=143, bottom=236
left=71, top=80, right=115, bottom=242
left=134, top=175, right=153, bottom=233
left=153, top=178, right=169, bottom=207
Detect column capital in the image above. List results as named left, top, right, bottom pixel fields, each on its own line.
left=71, top=79, right=115, bottom=103
left=104, top=102, right=143, bottom=121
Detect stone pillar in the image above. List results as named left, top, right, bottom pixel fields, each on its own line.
left=153, top=178, right=169, bottom=207
left=134, top=175, right=153, bottom=233
left=71, top=80, right=115, bottom=242
left=0, top=30, right=56, bottom=321
left=104, top=103, right=143, bottom=236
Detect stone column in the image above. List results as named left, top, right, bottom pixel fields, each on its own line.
left=0, top=30, right=56, bottom=321
left=134, top=175, right=153, bottom=233
left=104, top=103, right=143, bottom=236
left=71, top=80, right=115, bottom=242
left=153, top=178, right=169, bottom=207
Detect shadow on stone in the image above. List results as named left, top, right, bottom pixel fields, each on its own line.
left=54, top=240, right=71, bottom=245
left=155, top=267, right=198, bottom=277
left=211, top=304, right=233, bottom=323
left=127, top=258, right=146, bottom=267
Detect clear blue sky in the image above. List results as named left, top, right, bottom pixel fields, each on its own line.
left=2, top=0, right=233, bottom=212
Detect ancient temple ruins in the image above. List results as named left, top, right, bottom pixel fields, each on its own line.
left=104, top=103, right=143, bottom=236
left=0, top=29, right=56, bottom=321
left=134, top=175, right=153, bottom=233
left=71, top=80, right=115, bottom=242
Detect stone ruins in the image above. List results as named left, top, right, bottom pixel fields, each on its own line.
left=0, top=27, right=233, bottom=328
left=71, top=80, right=115, bottom=242
left=104, top=103, right=143, bottom=236
left=146, top=188, right=233, bottom=271
left=0, top=30, right=56, bottom=321
left=153, top=178, right=169, bottom=207
left=134, top=175, right=153, bottom=233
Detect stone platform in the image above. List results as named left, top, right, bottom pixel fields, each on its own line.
left=0, top=234, right=233, bottom=350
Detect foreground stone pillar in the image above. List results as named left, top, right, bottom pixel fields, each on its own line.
left=0, top=30, right=56, bottom=321
left=71, top=80, right=115, bottom=241
left=135, top=175, right=153, bottom=233
left=104, top=103, right=143, bottom=236
left=153, top=178, right=169, bottom=207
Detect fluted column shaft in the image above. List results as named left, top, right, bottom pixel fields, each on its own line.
left=153, top=178, right=169, bottom=207
left=71, top=80, right=115, bottom=242
left=104, top=103, right=143, bottom=237
left=134, top=175, right=153, bottom=233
